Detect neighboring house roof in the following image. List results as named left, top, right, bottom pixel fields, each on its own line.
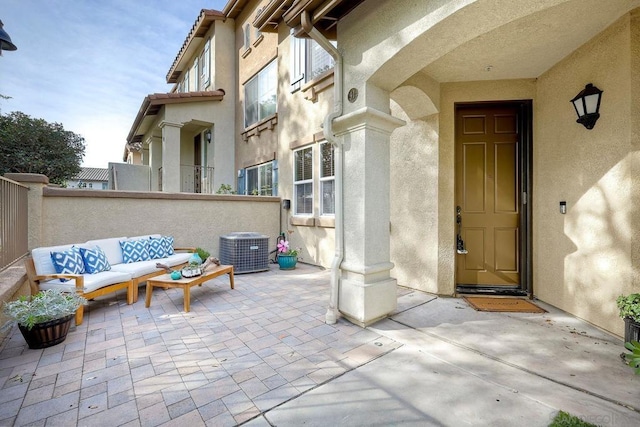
left=166, top=9, right=225, bottom=83
left=126, top=90, right=226, bottom=147
left=73, top=167, right=109, bottom=182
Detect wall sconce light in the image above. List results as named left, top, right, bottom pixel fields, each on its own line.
left=570, top=83, right=603, bottom=130
left=282, top=199, right=291, bottom=210
left=205, top=130, right=212, bottom=143
left=0, top=21, right=18, bottom=55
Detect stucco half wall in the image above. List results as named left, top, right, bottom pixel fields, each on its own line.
left=38, top=188, right=280, bottom=258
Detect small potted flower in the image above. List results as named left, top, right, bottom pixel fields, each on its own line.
left=277, top=239, right=298, bottom=270
left=616, top=293, right=640, bottom=343
left=2, top=289, right=86, bottom=349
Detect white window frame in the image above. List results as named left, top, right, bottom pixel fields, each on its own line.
left=246, top=161, right=274, bottom=196
left=319, top=141, right=335, bottom=216
left=193, top=57, right=199, bottom=91
left=290, top=33, right=336, bottom=92
left=244, top=24, right=251, bottom=50
left=181, top=69, right=189, bottom=93
left=200, top=39, right=210, bottom=89
left=294, top=146, right=314, bottom=216
left=244, top=60, right=277, bottom=128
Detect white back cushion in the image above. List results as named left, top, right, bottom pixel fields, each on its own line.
left=32, top=244, right=76, bottom=276
left=85, top=237, right=127, bottom=266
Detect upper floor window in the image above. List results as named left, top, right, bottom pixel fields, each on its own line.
left=193, top=57, right=200, bottom=91
left=200, top=39, right=210, bottom=90
left=244, top=24, right=251, bottom=50
left=290, top=33, right=336, bottom=92
left=294, top=146, right=313, bottom=215
left=182, top=70, right=189, bottom=92
left=244, top=60, right=277, bottom=128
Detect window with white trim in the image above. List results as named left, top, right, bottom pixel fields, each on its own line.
left=199, top=39, right=210, bottom=89
left=244, top=60, right=277, bottom=128
left=290, top=32, right=336, bottom=92
left=320, top=142, right=335, bottom=216
left=244, top=24, right=250, bottom=50
left=180, top=69, right=189, bottom=93
left=193, top=57, right=199, bottom=91
left=294, top=146, right=313, bottom=215
left=247, top=162, right=274, bottom=196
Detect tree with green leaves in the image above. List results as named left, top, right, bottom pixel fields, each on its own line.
left=0, top=111, right=85, bottom=185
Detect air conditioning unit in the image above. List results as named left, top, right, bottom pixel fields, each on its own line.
left=219, top=232, right=270, bottom=273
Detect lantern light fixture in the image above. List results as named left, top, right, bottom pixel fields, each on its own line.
left=0, top=20, right=17, bottom=55
left=570, top=83, right=603, bottom=130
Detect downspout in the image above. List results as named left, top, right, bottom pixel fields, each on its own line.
left=301, top=12, right=343, bottom=324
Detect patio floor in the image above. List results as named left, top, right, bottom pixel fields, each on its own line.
left=0, top=263, right=639, bottom=426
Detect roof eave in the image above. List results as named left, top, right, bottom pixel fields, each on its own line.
left=166, top=9, right=225, bottom=84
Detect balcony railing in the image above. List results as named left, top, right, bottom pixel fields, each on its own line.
left=0, top=176, right=28, bottom=271
left=181, top=165, right=215, bottom=194
left=156, top=166, right=215, bottom=193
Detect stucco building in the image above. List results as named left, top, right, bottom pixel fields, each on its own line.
left=125, top=0, right=640, bottom=337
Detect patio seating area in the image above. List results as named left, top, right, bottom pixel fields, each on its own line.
left=1, top=263, right=639, bottom=426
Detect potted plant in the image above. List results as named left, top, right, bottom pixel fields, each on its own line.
left=277, top=239, right=298, bottom=270
left=2, top=289, right=86, bottom=349
left=622, top=341, right=640, bottom=375
left=616, top=293, right=640, bottom=343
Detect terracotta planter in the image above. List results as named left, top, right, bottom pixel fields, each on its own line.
left=624, top=317, right=640, bottom=343
left=18, top=314, right=74, bottom=349
left=278, top=255, right=297, bottom=270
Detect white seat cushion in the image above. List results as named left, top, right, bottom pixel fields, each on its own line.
left=39, top=271, right=132, bottom=293
left=110, top=259, right=163, bottom=278
left=161, top=252, right=192, bottom=267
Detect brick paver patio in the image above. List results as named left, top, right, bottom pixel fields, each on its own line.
left=0, top=264, right=400, bottom=426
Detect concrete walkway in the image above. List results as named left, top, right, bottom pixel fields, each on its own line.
left=0, top=264, right=638, bottom=426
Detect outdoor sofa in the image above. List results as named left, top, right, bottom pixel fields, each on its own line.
left=25, top=234, right=194, bottom=325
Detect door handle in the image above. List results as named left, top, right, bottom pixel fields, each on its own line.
left=456, top=206, right=468, bottom=254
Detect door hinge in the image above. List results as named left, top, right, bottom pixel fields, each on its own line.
left=522, top=191, right=527, bottom=205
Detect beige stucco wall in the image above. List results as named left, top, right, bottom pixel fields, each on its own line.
left=39, top=188, right=280, bottom=259
left=275, top=25, right=336, bottom=268
left=534, top=14, right=636, bottom=336
left=234, top=1, right=279, bottom=176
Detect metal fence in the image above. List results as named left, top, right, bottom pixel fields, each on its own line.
left=181, top=165, right=215, bottom=194
left=0, top=176, right=28, bottom=271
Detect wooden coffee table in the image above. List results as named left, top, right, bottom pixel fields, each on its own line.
left=145, top=264, right=234, bottom=312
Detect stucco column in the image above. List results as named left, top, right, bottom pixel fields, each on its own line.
left=148, top=136, right=162, bottom=192
left=159, top=121, right=183, bottom=193
left=333, top=107, right=405, bottom=326
left=631, top=10, right=640, bottom=289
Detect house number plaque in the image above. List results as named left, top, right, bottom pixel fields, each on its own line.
left=348, top=88, right=358, bottom=103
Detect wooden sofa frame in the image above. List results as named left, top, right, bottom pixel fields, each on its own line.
left=24, top=257, right=134, bottom=326
left=24, top=247, right=195, bottom=325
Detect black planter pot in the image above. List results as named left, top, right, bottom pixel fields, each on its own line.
left=624, top=317, right=640, bottom=343
left=18, top=314, right=74, bottom=349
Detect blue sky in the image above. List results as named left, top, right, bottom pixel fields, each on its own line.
left=0, top=0, right=228, bottom=168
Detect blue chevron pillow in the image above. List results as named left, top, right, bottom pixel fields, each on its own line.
left=120, top=239, right=151, bottom=264
left=80, top=246, right=111, bottom=274
left=162, top=236, right=175, bottom=256
left=148, top=237, right=167, bottom=259
left=50, top=246, right=85, bottom=279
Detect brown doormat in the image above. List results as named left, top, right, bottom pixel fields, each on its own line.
left=463, top=296, right=546, bottom=313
